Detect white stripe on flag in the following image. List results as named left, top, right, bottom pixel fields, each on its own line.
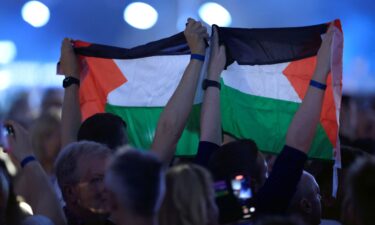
left=108, top=55, right=205, bottom=107
left=222, top=62, right=302, bottom=103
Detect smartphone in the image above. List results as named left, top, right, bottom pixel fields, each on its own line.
left=230, top=175, right=255, bottom=219
left=214, top=174, right=256, bottom=223
left=231, top=175, right=252, bottom=200
left=0, top=123, right=14, bottom=152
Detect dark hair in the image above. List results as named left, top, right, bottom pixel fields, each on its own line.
left=343, top=156, right=375, bottom=225
left=77, top=113, right=127, bottom=150
left=107, top=147, right=164, bottom=217
left=208, top=139, right=263, bottom=182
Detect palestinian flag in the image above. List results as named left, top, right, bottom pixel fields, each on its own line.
left=74, top=34, right=203, bottom=156
left=72, top=20, right=343, bottom=160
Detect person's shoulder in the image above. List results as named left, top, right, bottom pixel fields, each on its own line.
left=279, top=145, right=308, bottom=162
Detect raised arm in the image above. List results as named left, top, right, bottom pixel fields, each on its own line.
left=200, top=25, right=226, bottom=145
left=6, top=121, right=66, bottom=225
left=255, top=25, right=335, bottom=215
left=151, top=18, right=208, bottom=164
left=60, top=38, right=82, bottom=148
left=285, top=25, right=334, bottom=153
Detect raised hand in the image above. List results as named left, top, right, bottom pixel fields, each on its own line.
left=60, top=38, right=80, bottom=78
left=207, top=25, right=226, bottom=80
left=5, top=121, right=67, bottom=225
left=314, top=23, right=334, bottom=83
left=184, top=18, right=209, bottom=55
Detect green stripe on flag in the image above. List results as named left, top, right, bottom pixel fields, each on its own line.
left=105, top=104, right=201, bottom=156
left=106, top=81, right=333, bottom=160
left=221, top=82, right=333, bottom=160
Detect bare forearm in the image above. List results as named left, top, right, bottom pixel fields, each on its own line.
left=286, top=68, right=327, bottom=153
left=200, top=73, right=221, bottom=145
left=61, top=85, right=81, bottom=147
left=23, top=163, right=66, bottom=225
left=152, top=60, right=203, bottom=162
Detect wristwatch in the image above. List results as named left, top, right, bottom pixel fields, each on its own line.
left=202, top=79, right=221, bottom=90
left=63, top=76, right=80, bottom=88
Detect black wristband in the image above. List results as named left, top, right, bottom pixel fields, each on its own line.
left=63, top=76, right=80, bottom=88
left=202, top=79, right=221, bottom=90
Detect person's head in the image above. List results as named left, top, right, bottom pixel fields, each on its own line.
left=30, top=113, right=61, bottom=174
left=159, top=164, right=218, bottom=225
left=40, top=88, right=63, bottom=114
left=54, top=141, right=111, bottom=220
left=208, top=139, right=267, bottom=192
left=77, top=113, right=127, bottom=150
left=287, top=171, right=321, bottom=225
left=342, top=156, right=375, bottom=225
left=6, top=91, right=33, bottom=128
left=304, top=159, right=338, bottom=220
left=105, top=146, right=164, bottom=224
left=339, top=145, right=369, bottom=203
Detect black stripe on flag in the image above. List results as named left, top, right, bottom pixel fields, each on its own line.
left=74, top=32, right=190, bottom=59
left=217, top=23, right=328, bottom=66
left=74, top=23, right=328, bottom=66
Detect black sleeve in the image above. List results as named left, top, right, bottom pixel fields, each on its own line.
left=255, top=145, right=308, bottom=215
left=194, top=141, right=220, bottom=168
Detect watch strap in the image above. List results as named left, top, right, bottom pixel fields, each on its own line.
left=202, top=79, right=221, bottom=90
left=63, top=76, right=80, bottom=88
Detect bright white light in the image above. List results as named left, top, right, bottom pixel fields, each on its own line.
left=199, top=2, right=232, bottom=27
left=0, top=151, right=18, bottom=176
left=0, top=70, right=11, bottom=90
left=19, top=202, right=33, bottom=215
left=0, top=41, right=17, bottom=64
left=124, top=2, right=158, bottom=30
left=22, top=1, right=50, bottom=28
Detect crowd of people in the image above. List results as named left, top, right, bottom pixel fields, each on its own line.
left=0, top=18, right=374, bottom=225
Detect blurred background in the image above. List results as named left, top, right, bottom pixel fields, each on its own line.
left=0, top=0, right=375, bottom=149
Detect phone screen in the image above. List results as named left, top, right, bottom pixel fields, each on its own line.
left=214, top=175, right=256, bottom=221
left=231, top=175, right=252, bottom=200
left=231, top=175, right=255, bottom=219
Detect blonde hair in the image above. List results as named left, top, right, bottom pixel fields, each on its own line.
left=159, top=164, right=218, bottom=225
